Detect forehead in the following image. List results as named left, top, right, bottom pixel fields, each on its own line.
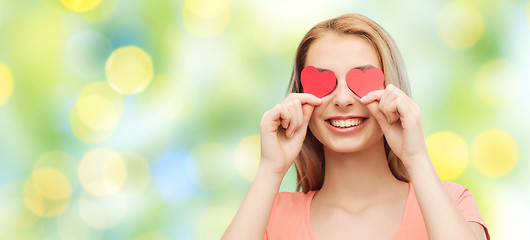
left=305, top=32, right=381, bottom=72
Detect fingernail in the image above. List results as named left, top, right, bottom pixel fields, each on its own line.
left=290, top=132, right=295, bottom=138
left=360, top=96, right=366, bottom=101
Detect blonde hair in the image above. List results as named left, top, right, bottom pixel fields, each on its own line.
left=287, top=14, right=411, bottom=193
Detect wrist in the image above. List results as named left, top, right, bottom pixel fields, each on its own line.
left=256, top=162, right=286, bottom=185
left=404, top=152, right=434, bottom=176
left=259, top=157, right=290, bottom=177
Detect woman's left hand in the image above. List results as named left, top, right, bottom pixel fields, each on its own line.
left=360, top=84, right=429, bottom=170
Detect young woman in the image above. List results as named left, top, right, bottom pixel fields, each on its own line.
left=222, top=14, right=489, bottom=240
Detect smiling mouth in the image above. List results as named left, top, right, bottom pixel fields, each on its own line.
left=326, top=117, right=367, bottom=128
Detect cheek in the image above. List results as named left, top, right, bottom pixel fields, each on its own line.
left=308, top=120, right=327, bottom=147
left=308, top=110, right=326, bottom=142
left=308, top=104, right=326, bottom=130
left=367, top=119, right=384, bottom=136
left=308, top=116, right=320, bottom=136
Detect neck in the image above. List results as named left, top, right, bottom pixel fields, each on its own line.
left=318, top=138, right=404, bottom=204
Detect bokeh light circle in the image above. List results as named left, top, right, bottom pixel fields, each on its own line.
left=23, top=174, right=71, bottom=217
left=0, top=62, right=14, bottom=106
left=234, top=134, right=260, bottom=182
left=69, top=82, right=124, bottom=144
left=426, top=131, right=469, bottom=180
left=154, top=152, right=195, bottom=201
left=50, top=0, right=120, bottom=21
left=76, top=94, right=120, bottom=131
left=32, top=168, right=71, bottom=200
left=69, top=105, right=114, bottom=144
left=105, top=46, right=154, bottom=95
left=78, top=191, right=128, bottom=229
left=471, top=129, right=518, bottom=178
left=189, top=142, right=234, bottom=190
left=23, top=163, right=72, bottom=217
left=34, top=151, right=78, bottom=184
left=475, top=59, right=522, bottom=108
left=60, top=0, right=102, bottom=12
left=182, top=0, right=230, bottom=38
left=78, top=148, right=127, bottom=196
left=437, top=2, right=484, bottom=49
left=23, top=181, right=45, bottom=217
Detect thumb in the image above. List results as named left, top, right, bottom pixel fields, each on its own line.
left=365, top=101, right=390, bottom=130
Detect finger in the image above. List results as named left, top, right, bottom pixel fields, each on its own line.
left=379, top=84, right=400, bottom=107
left=384, top=91, right=417, bottom=125
left=292, top=93, right=323, bottom=106
left=386, top=84, right=412, bottom=108
left=301, top=104, right=316, bottom=127
left=393, top=97, right=416, bottom=124
left=378, top=89, right=389, bottom=111
left=286, top=101, right=301, bottom=137
left=380, top=93, right=398, bottom=124
left=263, top=104, right=282, bottom=129
left=393, top=112, right=401, bottom=123
left=360, top=90, right=384, bottom=104
left=279, top=105, right=291, bottom=130
left=293, top=100, right=304, bottom=132
left=288, top=107, right=303, bottom=138
left=382, top=98, right=400, bottom=124
left=365, top=101, right=390, bottom=130
left=284, top=107, right=297, bottom=137
left=378, top=89, right=389, bottom=122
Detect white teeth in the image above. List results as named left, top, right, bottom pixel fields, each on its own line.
left=330, top=118, right=364, bottom=128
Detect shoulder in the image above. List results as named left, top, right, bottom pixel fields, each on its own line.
left=442, top=181, right=473, bottom=202
left=442, top=181, right=468, bottom=193
left=266, top=191, right=314, bottom=238
left=271, top=191, right=311, bottom=215
left=274, top=191, right=309, bottom=205
left=442, top=182, right=490, bottom=239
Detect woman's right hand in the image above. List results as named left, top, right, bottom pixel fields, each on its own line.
left=259, top=93, right=322, bottom=176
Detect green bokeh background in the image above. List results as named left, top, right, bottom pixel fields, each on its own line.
left=0, top=0, right=529, bottom=239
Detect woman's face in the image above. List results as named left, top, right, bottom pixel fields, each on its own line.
left=306, top=32, right=384, bottom=153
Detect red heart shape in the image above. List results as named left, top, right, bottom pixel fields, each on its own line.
left=346, top=67, right=385, bottom=98
left=301, top=66, right=336, bottom=98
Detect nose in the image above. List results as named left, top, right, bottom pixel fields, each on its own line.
left=332, top=79, right=357, bottom=108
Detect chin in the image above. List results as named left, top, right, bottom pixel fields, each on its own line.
left=325, top=143, right=365, bottom=153
left=324, top=135, right=381, bottom=153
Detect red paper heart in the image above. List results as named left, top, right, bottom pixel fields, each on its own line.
left=301, top=66, right=336, bottom=98
left=346, top=67, right=385, bottom=98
